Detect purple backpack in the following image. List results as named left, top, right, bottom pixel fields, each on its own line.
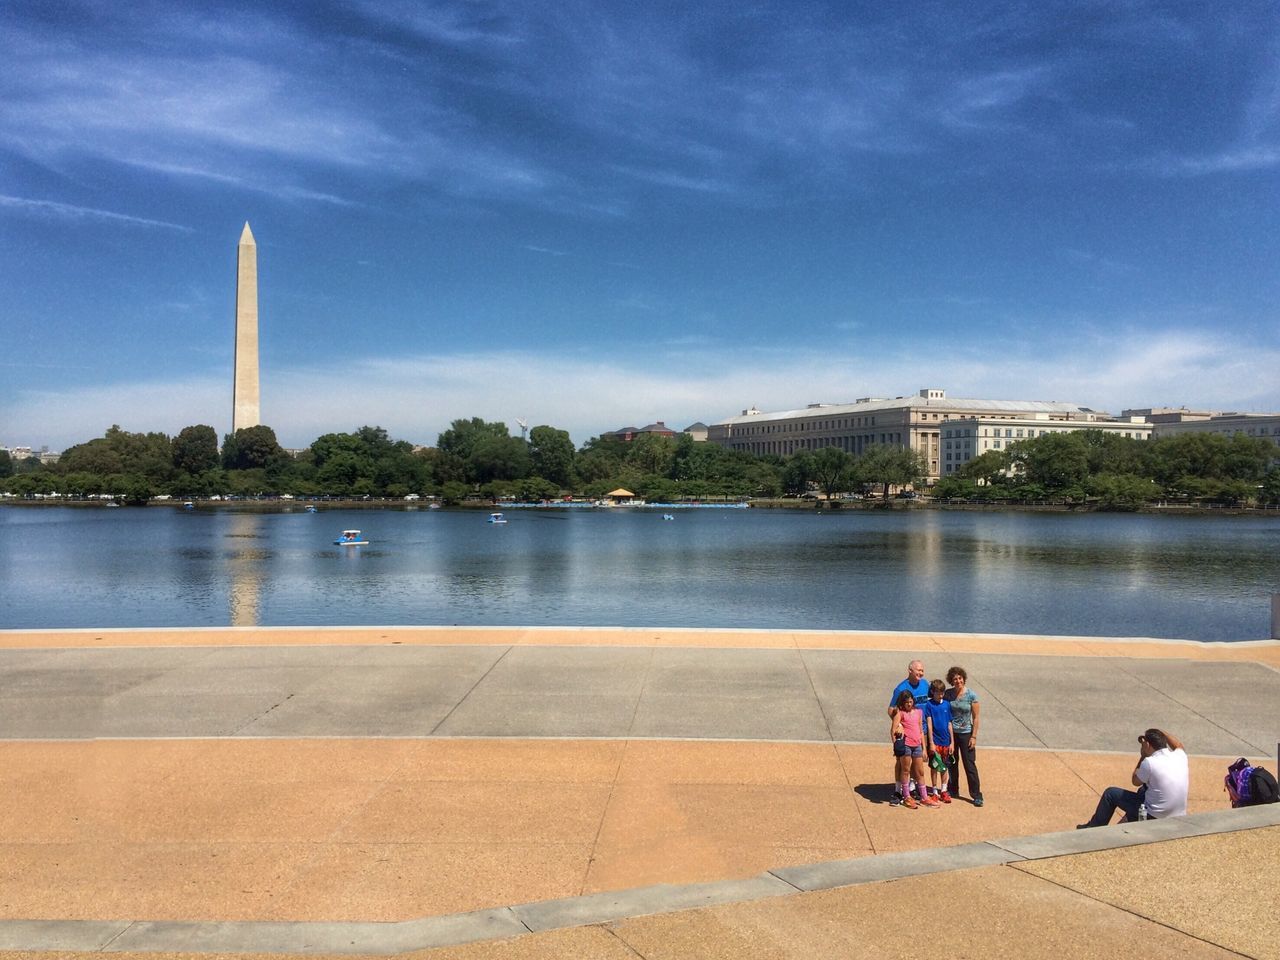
left=1225, top=758, right=1280, bottom=807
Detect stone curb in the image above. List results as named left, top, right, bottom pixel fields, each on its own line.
left=512, top=876, right=796, bottom=933
left=988, top=800, right=1280, bottom=859
left=0, top=919, right=131, bottom=952
left=101, top=910, right=526, bottom=955
left=770, top=841, right=1021, bottom=890
left=5, top=805, right=1278, bottom=956
left=6, top=626, right=1279, bottom=649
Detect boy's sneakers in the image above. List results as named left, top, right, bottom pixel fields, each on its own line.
left=921, top=794, right=941, bottom=807
left=939, top=791, right=952, bottom=804
left=902, top=795, right=919, bottom=809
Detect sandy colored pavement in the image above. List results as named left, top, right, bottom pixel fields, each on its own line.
left=2, top=627, right=1277, bottom=957
left=0, top=737, right=1271, bottom=924
left=599, top=828, right=1280, bottom=960
left=2, top=825, right=1276, bottom=960
left=3, top=625, right=1279, bottom=667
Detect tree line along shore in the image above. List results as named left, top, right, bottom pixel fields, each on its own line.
left=3, top=419, right=1278, bottom=510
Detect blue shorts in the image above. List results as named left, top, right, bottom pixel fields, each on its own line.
left=893, top=738, right=923, bottom=758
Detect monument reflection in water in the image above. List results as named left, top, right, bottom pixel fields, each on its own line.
left=1, top=506, right=1277, bottom=641
left=226, top=513, right=265, bottom=627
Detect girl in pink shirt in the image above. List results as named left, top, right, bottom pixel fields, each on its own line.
left=891, top=691, right=938, bottom=808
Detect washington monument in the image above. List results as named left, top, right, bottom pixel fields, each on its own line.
left=232, top=222, right=260, bottom=433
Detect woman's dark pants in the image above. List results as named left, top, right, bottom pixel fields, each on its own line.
left=949, top=733, right=982, bottom=801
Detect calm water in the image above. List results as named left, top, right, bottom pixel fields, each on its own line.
left=1, top=506, right=1277, bottom=640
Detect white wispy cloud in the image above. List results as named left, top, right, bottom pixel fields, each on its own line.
left=6, top=334, right=1278, bottom=452
left=1143, top=31, right=1280, bottom=180
left=941, top=66, right=1056, bottom=130
left=128, top=161, right=357, bottom=207
left=1059, top=248, right=1136, bottom=275
left=34, top=73, right=393, bottom=178
left=0, top=195, right=192, bottom=231
left=354, top=0, right=527, bottom=48
left=305, top=3, right=1069, bottom=206
left=1148, top=146, right=1280, bottom=176
left=1241, top=31, right=1280, bottom=144
left=936, top=331, right=1280, bottom=414
left=898, top=295, right=994, bottom=308
left=0, top=11, right=549, bottom=207
left=4, top=2, right=1238, bottom=215
left=609, top=164, right=736, bottom=195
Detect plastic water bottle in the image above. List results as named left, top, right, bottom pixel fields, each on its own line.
left=1137, top=803, right=1148, bottom=821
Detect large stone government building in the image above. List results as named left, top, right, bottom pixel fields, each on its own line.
left=708, top=388, right=1153, bottom=482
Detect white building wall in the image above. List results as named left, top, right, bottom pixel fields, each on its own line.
left=709, top=388, right=1117, bottom=481
left=939, top=416, right=1153, bottom=475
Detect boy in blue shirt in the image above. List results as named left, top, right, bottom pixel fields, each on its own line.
left=921, top=679, right=954, bottom=803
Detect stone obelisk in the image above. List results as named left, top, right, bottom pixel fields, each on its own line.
left=232, top=222, right=261, bottom=433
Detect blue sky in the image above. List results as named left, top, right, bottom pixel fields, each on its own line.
left=2, top=0, right=1279, bottom=451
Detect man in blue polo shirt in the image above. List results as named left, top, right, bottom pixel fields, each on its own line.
left=887, top=659, right=930, bottom=806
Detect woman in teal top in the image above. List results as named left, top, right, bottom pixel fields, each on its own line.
left=945, top=666, right=983, bottom=806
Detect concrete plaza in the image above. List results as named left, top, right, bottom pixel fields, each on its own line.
left=1, top=627, right=1277, bottom=958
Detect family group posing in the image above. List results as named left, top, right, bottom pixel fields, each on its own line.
left=885, top=657, right=1192, bottom=825
left=887, top=660, right=982, bottom=808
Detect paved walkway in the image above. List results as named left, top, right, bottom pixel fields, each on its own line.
left=3, top=638, right=1277, bottom=754
left=1, top=627, right=1277, bottom=957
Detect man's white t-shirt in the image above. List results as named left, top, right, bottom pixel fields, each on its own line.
left=1137, top=747, right=1189, bottom=818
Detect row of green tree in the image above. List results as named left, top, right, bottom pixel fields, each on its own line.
left=931, top=430, right=1280, bottom=507
left=4, top=421, right=1276, bottom=507
left=2, top=420, right=871, bottom=502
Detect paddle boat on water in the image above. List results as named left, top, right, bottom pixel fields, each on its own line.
left=304, top=504, right=318, bottom=513
left=334, top=529, right=369, bottom=545
left=488, top=512, right=507, bottom=524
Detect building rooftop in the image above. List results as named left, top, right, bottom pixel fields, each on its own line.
left=717, top=391, right=1099, bottom=426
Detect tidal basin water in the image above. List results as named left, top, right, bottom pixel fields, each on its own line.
left=1, top=506, right=1277, bottom=640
